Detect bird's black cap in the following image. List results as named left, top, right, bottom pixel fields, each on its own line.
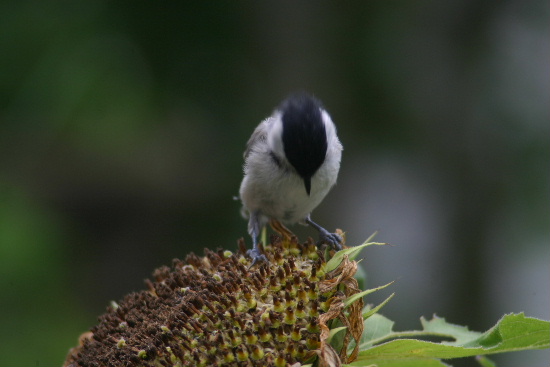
left=280, top=93, right=328, bottom=195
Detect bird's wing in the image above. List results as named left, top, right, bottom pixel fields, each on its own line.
left=243, top=118, right=270, bottom=159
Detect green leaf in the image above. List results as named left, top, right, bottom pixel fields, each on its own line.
left=329, top=318, right=349, bottom=354
left=420, top=315, right=482, bottom=345
left=361, top=313, right=395, bottom=345
left=362, top=293, right=395, bottom=320
left=354, top=261, right=368, bottom=290
left=345, top=358, right=452, bottom=367
left=326, top=239, right=388, bottom=272
left=348, top=241, right=389, bottom=262
left=363, top=230, right=379, bottom=244
left=344, top=282, right=394, bottom=308
left=355, top=313, right=549, bottom=362
left=467, top=313, right=550, bottom=350
left=327, top=326, right=348, bottom=344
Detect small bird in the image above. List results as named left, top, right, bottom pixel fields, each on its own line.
left=239, top=92, right=343, bottom=265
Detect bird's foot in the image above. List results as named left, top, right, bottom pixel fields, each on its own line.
left=317, top=229, right=343, bottom=251
left=305, top=216, right=343, bottom=251
left=247, top=247, right=268, bottom=268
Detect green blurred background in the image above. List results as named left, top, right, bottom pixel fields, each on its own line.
left=1, top=1, right=548, bottom=366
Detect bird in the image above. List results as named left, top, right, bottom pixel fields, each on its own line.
left=239, top=92, right=343, bottom=265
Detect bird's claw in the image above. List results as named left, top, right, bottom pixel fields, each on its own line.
left=317, top=230, right=343, bottom=251
left=247, top=248, right=268, bottom=268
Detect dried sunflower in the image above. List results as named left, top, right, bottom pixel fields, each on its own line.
left=64, top=232, right=381, bottom=367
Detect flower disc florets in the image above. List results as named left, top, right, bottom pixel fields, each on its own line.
left=64, top=233, right=362, bottom=367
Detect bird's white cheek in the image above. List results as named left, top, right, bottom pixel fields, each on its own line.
left=266, top=115, right=285, bottom=157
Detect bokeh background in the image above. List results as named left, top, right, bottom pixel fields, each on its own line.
left=1, top=1, right=548, bottom=366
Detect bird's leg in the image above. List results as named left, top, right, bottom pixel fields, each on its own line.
left=305, top=215, right=343, bottom=251
left=269, top=218, right=294, bottom=241
left=247, top=212, right=268, bottom=266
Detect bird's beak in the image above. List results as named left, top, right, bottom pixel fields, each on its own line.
left=304, top=177, right=311, bottom=196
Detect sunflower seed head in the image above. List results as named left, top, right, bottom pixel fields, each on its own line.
left=63, top=235, right=352, bottom=367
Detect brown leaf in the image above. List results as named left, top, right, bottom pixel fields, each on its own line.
left=317, top=343, right=342, bottom=367
left=318, top=254, right=364, bottom=363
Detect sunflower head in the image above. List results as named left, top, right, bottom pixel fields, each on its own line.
left=64, top=232, right=363, bottom=367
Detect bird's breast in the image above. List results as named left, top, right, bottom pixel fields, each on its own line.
left=241, top=162, right=335, bottom=224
